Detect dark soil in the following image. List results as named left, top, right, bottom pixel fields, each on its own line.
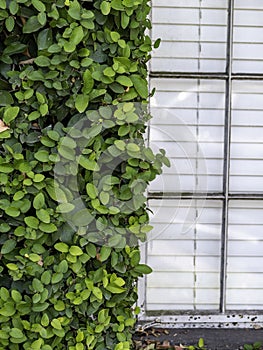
left=133, top=328, right=263, bottom=350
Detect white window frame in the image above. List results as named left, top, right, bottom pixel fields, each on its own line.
left=138, top=0, right=263, bottom=329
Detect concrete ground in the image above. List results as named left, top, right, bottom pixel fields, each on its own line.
left=134, top=328, right=263, bottom=349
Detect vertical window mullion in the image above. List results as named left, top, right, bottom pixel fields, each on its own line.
left=219, top=0, right=235, bottom=313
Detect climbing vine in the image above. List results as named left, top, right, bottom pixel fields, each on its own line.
left=0, top=0, right=168, bottom=349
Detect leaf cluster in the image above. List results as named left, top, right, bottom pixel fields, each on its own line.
left=0, top=0, right=169, bottom=349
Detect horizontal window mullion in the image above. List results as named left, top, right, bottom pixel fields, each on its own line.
left=150, top=72, right=263, bottom=80
left=148, top=193, right=263, bottom=200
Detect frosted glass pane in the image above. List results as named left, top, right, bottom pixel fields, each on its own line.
left=230, top=81, right=263, bottom=193
left=149, top=79, right=225, bottom=193
left=152, top=0, right=227, bottom=8
left=146, top=200, right=222, bottom=311
left=235, top=0, right=263, bottom=8
left=151, top=3, right=227, bottom=72
left=233, top=3, right=263, bottom=73
left=147, top=0, right=263, bottom=316
left=227, top=201, right=263, bottom=310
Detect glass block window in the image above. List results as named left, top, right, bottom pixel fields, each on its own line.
left=144, top=0, right=263, bottom=317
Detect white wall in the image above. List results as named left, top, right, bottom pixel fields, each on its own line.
left=146, top=0, right=263, bottom=314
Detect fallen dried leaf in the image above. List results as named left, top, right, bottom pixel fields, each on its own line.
left=253, top=325, right=262, bottom=330
left=156, top=340, right=171, bottom=349
left=0, top=119, right=9, bottom=133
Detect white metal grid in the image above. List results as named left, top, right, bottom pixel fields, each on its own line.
left=140, top=0, right=263, bottom=327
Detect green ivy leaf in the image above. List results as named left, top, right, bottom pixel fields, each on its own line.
left=106, top=284, right=126, bottom=294
left=130, top=250, right=140, bottom=267
left=127, top=143, right=140, bottom=153
left=41, top=313, right=49, bottom=327
left=154, top=38, right=161, bottom=49
left=32, top=0, right=46, bottom=12
left=23, top=16, right=45, bottom=33
left=57, top=260, right=68, bottom=273
left=100, top=1, right=111, bottom=15
left=54, top=300, right=65, bottom=311
left=64, top=41, right=76, bottom=53
left=69, top=246, right=83, bottom=256
left=31, top=339, right=44, bottom=349
left=68, top=0, right=81, bottom=20
left=56, top=203, right=75, bottom=213
left=34, top=174, right=45, bottom=182
left=111, top=0, right=124, bottom=10
left=89, top=88, right=106, bottom=101
left=11, top=290, right=22, bottom=303
left=99, top=191, right=109, bottom=205
left=70, top=26, right=84, bottom=46
left=6, top=263, right=18, bottom=271
left=79, top=155, right=99, bottom=171
left=41, top=271, right=52, bottom=285
left=75, top=94, right=89, bottom=113
left=110, top=31, right=120, bottom=42
left=71, top=209, right=93, bottom=227
left=130, top=74, right=148, bottom=99
left=86, top=243, right=97, bottom=258
left=34, top=150, right=50, bottom=162
left=86, top=183, right=98, bottom=199
left=33, top=193, right=45, bottom=209
left=36, top=209, right=50, bottom=223
left=51, top=273, right=63, bottom=284
left=82, top=70, right=94, bottom=94
left=99, top=246, right=111, bottom=262
left=58, top=145, right=75, bottom=161
left=116, top=76, right=133, bottom=87
left=0, top=302, right=16, bottom=316
left=38, top=12, right=47, bottom=26
left=0, top=223, right=10, bottom=233
left=37, top=28, right=53, bottom=50
left=0, top=163, right=13, bottom=173
left=5, top=206, right=20, bottom=217
left=54, top=242, right=69, bottom=253
left=92, top=287, right=103, bottom=300
left=39, top=223, right=57, bottom=233
left=28, top=111, right=41, bottom=121
left=1, top=239, right=16, bottom=254
left=24, top=216, right=39, bottom=229
left=32, top=278, right=44, bottom=292
left=9, top=1, right=19, bottom=15
left=0, top=0, right=6, bottom=9
left=5, top=16, right=15, bottom=32
left=133, top=264, right=152, bottom=274
left=35, top=55, right=51, bottom=67
left=32, top=302, right=49, bottom=312
left=121, top=12, right=129, bottom=29
left=3, top=42, right=27, bottom=56
left=3, top=106, right=19, bottom=124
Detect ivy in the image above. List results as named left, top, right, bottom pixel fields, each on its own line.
left=0, top=0, right=169, bottom=349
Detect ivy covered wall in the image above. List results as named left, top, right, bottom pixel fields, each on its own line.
left=0, top=0, right=168, bottom=349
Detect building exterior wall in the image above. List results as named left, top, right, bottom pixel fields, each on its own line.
left=140, top=0, right=263, bottom=326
